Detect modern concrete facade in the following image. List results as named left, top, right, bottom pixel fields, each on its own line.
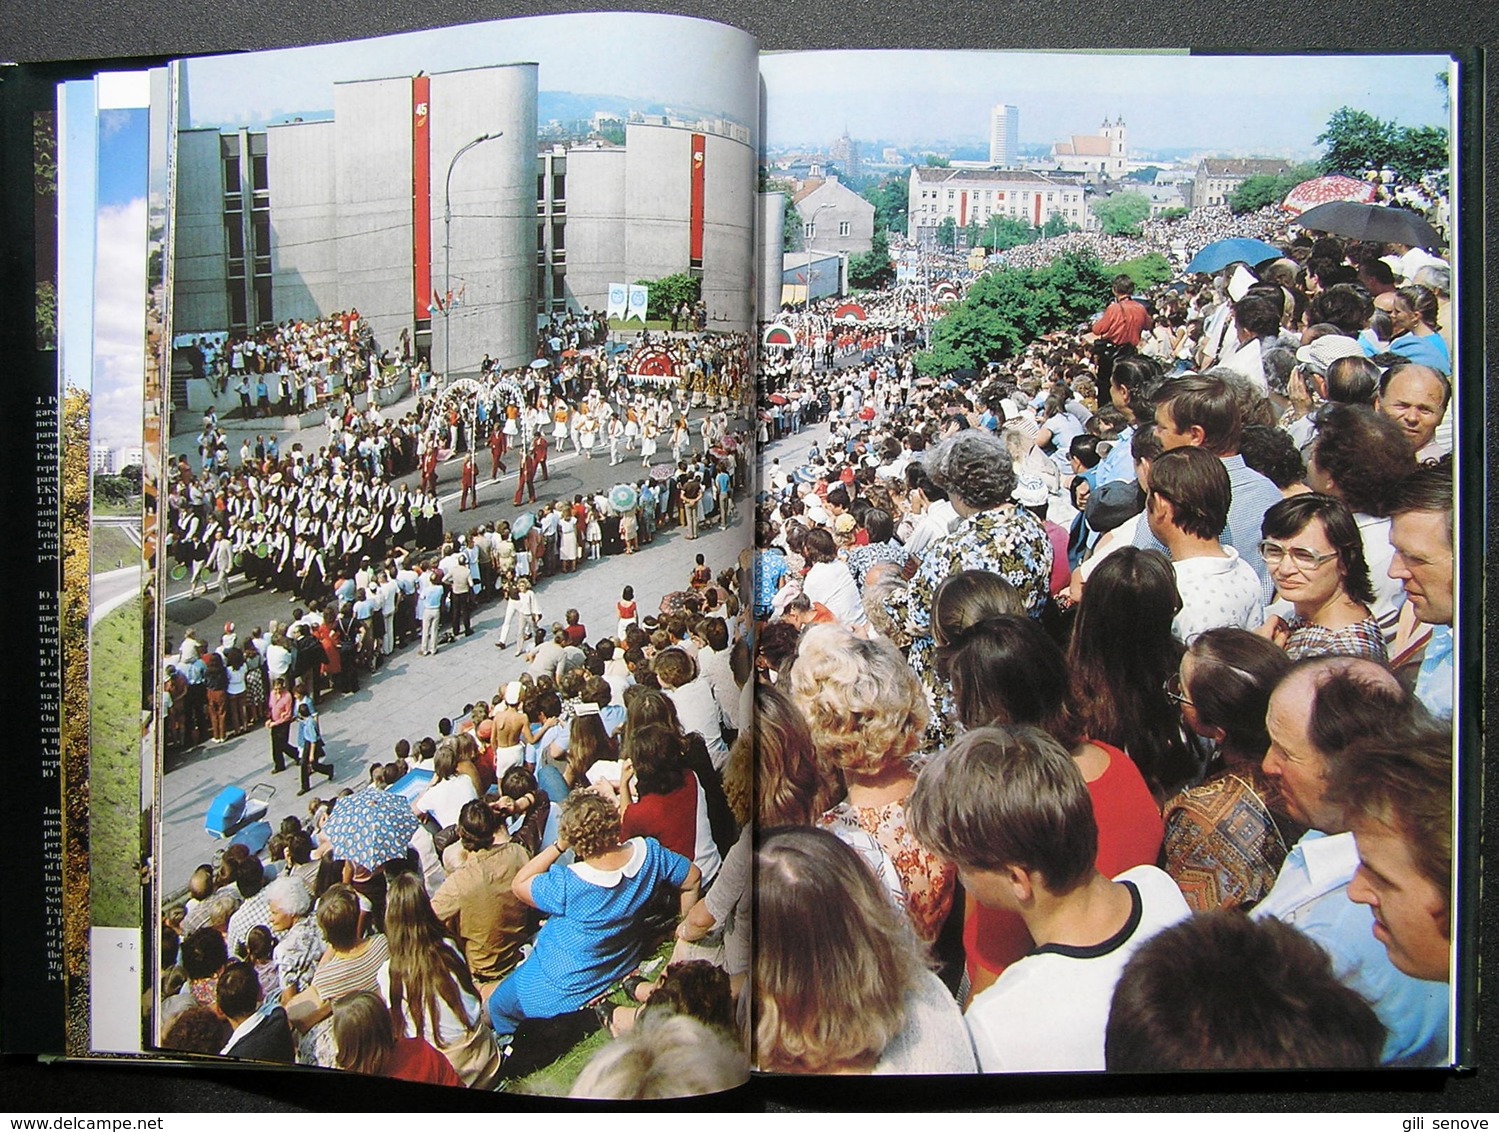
left=172, top=63, right=539, bottom=373
left=757, top=191, right=787, bottom=318
left=559, top=120, right=756, bottom=331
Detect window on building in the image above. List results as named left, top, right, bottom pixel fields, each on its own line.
left=253, top=275, right=273, bottom=327
left=838, top=220, right=850, bottom=237
left=537, top=173, right=546, bottom=203
left=552, top=172, right=565, bottom=202
left=552, top=222, right=565, bottom=252
left=223, top=154, right=241, bottom=194
left=224, top=217, right=245, bottom=264
left=228, top=284, right=247, bottom=329
left=251, top=154, right=269, bottom=194
left=804, top=222, right=816, bottom=239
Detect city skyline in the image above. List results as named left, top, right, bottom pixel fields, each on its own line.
left=760, top=50, right=1452, bottom=155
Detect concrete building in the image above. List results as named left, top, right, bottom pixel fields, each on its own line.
left=173, top=64, right=540, bottom=374
left=90, top=443, right=115, bottom=475
left=758, top=191, right=787, bottom=318
left=558, top=119, right=756, bottom=330
left=792, top=174, right=875, bottom=256
left=906, top=167, right=1086, bottom=245
left=988, top=104, right=1019, bottom=168
left=1191, top=157, right=1294, bottom=208
left=1051, top=118, right=1128, bottom=181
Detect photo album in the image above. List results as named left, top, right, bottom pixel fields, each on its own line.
left=0, top=9, right=1476, bottom=1104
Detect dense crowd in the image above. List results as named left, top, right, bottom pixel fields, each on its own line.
left=745, top=222, right=1457, bottom=1074
left=159, top=542, right=755, bottom=1096
left=153, top=209, right=1459, bottom=1091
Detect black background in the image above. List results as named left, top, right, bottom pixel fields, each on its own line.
left=0, top=0, right=1493, bottom=1112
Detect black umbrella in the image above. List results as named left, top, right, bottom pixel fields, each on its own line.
left=1293, top=201, right=1442, bottom=249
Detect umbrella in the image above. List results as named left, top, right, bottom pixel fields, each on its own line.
left=528, top=358, right=550, bottom=370
left=767, top=394, right=789, bottom=406
left=649, top=464, right=674, bottom=481
left=321, top=788, right=420, bottom=871
left=561, top=348, right=579, bottom=359
left=1281, top=175, right=1377, bottom=215
left=511, top=510, right=536, bottom=539
left=719, top=435, right=738, bottom=451
left=1293, top=201, right=1441, bottom=249
left=1185, top=238, right=1285, bottom=275
left=609, top=483, right=639, bottom=511
left=793, top=465, right=820, bottom=484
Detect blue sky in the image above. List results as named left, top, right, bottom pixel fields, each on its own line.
left=181, top=12, right=759, bottom=132
left=760, top=50, right=1453, bottom=155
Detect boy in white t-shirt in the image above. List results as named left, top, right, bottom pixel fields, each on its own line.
left=908, top=725, right=1190, bottom=1073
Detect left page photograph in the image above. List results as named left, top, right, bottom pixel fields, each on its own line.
left=143, top=10, right=758, bottom=1098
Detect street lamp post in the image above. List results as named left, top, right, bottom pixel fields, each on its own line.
left=443, top=131, right=502, bottom=382
left=802, top=202, right=836, bottom=314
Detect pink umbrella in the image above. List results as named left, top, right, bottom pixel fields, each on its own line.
left=1282, top=175, right=1377, bottom=216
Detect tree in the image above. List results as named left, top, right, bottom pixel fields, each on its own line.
left=1156, top=206, right=1189, bottom=222
left=1317, top=107, right=1397, bottom=178
left=594, top=118, right=626, bottom=146
left=963, top=220, right=982, bottom=250
left=782, top=198, right=803, bottom=253
left=1111, top=253, right=1174, bottom=292
left=923, top=154, right=951, bottom=168
left=634, top=273, right=699, bottom=321
left=847, top=230, right=895, bottom=290
left=1228, top=162, right=1319, bottom=215
left=1317, top=106, right=1449, bottom=191
left=1090, top=191, right=1151, bottom=236
left=978, top=215, right=1039, bottom=252
left=1390, top=124, right=1450, bottom=185
left=1040, top=213, right=1078, bottom=239
left=935, top=216, right=957, bottom=252
left=863, top=173, right=910, bottom=234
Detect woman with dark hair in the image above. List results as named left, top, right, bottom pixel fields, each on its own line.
left=1067, top=546, right=1196, bottom=799
left=800, top=525, right=865, bottom=629
left=1161, top=628, right=1299, bottom=911
left=1257, top=493, right=1387, bottom=663
left=944, top=613, right=1164, bottom=1002
left=613, top=720, right=722, bottom=889
left=376, top=872, right=500, bottom=1088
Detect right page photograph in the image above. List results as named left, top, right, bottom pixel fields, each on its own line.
left=751, top=48, right=1464, bottom=1076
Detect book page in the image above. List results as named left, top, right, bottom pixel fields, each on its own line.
left=753, top=47, right=1463, bottom=1076
left=148, top=10, right=758, bottom=1098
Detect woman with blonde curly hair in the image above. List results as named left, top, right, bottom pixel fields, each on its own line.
left=753, top=827, right=974, bottom=1075
left=786, top=624, right=956, bottom=942
left=485, top=790, right=701, bottom=1041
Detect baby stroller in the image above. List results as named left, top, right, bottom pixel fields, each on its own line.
left=204, top=782, right=277, bottom=856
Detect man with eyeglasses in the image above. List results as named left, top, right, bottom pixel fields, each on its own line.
left=1385, top=462, right=1454, bottom=720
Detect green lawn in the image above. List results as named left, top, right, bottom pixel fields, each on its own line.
left=93, top=496, right=141, bottom=518
left=89, top=596, right=145, bottom=929
left=90, top=525, right=141, bottom=573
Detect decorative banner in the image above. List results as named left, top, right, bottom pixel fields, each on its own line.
left=762, top=323, right=796, bottom=347
left=632, top=348, right=675, bottom=376
left=626, top=284, right=649, bottom=323
left=412, top=75, right=432, bottom=322
left=932, top=281, right=961, bottom=302
left=833, top=302, right=867, bottom=322
left=606, top=282, right=628, bottom=320
left=690, top=133, right=706, bottom=262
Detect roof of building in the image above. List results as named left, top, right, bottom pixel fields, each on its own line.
left=792, top=176, right=874, bottom=212
left=1054, top=135, right=1114, bottom=157
left=1197, top=158, right=1294, bottom=177
left=911, top=166, right=1073, bottom=188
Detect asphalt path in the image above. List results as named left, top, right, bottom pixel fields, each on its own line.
left=157, top=389, right=758, bottom=899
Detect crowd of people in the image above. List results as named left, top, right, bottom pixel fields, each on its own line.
left=745, top=218, right=1457, bottom=1074
left=154, top=199, right=1460, bottom=1091
left=159, top=544, right=755, bottom=1096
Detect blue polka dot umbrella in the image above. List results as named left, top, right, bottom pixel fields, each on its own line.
left=321, top=787, right=421, bottom=871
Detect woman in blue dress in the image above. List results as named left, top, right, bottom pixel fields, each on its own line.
left=486, top=790, right=701, bottom=1040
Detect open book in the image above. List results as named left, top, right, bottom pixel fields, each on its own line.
left=1, top=10, right=1475, bottom=1103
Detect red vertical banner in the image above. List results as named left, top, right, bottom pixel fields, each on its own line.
left=689, top=133, right=706, bottom=262
left=959, top=191, right=968, bottom=228
left=1034, top=193, right=1042, bottom=228
left=412, top=75, right=432, bottom=321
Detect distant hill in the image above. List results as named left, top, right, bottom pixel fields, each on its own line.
left=537, top=90, right=746, bottom=129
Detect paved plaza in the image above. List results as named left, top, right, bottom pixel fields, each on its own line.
left=156, top=384, right=821, bottom=898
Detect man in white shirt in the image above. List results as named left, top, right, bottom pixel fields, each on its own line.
left=1143, top=446, right=1264, bottom=644
left=907, top=725, right=1190, bottom=1073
